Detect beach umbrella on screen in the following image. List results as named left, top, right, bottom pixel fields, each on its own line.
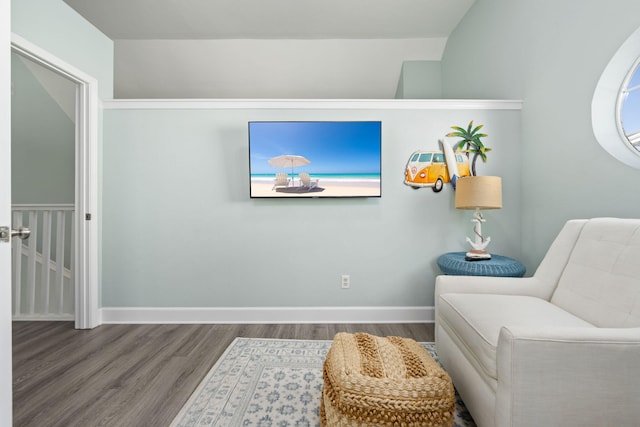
left=268, top=155, right=311, bottom=184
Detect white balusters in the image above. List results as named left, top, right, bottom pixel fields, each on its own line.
left=54, top=209, right=66, bottom=314
left=11, top=204, right=74, bottom=320
left=12, top=210, right=23, bottom=317
left=26, top=210, right=38, bottom=314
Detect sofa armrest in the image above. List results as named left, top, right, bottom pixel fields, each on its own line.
left=496, top=326, right=640, bottom=427
left=434, top=274, right=554, bottom=301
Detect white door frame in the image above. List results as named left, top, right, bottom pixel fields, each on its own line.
left=11, top=34, right=99, bottom=329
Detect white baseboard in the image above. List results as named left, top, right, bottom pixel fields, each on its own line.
left=100, top=306, right=435, bottom=324
left=13, top=314, right=74, bottom=321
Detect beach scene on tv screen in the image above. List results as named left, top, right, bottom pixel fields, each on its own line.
left=249, top=121, right=382, bottom=198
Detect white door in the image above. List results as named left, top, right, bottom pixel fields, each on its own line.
left=1, top=1, right=14, bottom=424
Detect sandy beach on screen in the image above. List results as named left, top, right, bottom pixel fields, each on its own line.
left=250, top=178, right=380, bottom=197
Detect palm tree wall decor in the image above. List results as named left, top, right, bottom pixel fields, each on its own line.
left=446, top=120, right=491, bottom=176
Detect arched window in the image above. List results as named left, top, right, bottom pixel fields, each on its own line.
left=592, top=26, right=640, bottom=169
left=620, top=62, right=640, bottom=150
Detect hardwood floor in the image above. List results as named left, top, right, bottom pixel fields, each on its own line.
left=12, top=321, right=435, bottom=427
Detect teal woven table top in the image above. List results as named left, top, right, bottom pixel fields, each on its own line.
left=437, top=252, right=526, bottom=277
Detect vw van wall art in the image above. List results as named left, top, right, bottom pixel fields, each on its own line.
left=404, top=149, right=470, bottom=192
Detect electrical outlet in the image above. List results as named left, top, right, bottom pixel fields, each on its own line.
left=341, top=274, right=350, bottom=289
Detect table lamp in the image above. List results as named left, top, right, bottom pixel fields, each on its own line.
left=455, top=176, right=502, bottom=260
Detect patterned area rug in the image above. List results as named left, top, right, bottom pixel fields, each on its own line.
left=171, top=337, right=476, bottom=427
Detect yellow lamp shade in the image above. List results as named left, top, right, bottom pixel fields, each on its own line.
left=455, top=176, right=502, bottom=210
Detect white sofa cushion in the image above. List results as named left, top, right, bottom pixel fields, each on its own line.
left=551, top=218, right=640, bottom=327
left=438, top=293, right=594, bottom=385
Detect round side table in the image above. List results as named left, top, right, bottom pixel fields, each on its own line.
left=437, top=252, right=526, bottom=277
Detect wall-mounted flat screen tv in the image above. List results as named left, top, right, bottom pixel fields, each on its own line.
left=249, top=121, right=382, bottom=198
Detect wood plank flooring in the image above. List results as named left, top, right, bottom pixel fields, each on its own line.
left=13, top=321, right=435, bottom=427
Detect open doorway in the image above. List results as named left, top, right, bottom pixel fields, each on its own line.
left=11, top=35, right=99, bottom=329
left=11, top=51, right=76, bottom=320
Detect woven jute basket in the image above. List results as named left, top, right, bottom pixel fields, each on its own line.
left=320, top=332, right=454, bottom=427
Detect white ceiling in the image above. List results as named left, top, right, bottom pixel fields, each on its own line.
left=63, top=0, right=475, bottom=40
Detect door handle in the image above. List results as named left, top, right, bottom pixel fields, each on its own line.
left=0, top=226, right=31, bottom=242
left=12, top=227, right=31, bottom=240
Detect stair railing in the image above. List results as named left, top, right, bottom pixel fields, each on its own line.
left=11, top=204, right=75, bottom=320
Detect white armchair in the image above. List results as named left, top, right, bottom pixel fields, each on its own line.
left=435, top=218, right=640, bottom=427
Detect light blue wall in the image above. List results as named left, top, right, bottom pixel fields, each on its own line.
left=11, top=0, right=113, bottom=99
left=102, top=105, right=521, bottom=308
left=395, top=61, right=442, bottom=99
left=11, top=53, right=75, bottom=204
left=442, top=0, right=640, bottom=271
